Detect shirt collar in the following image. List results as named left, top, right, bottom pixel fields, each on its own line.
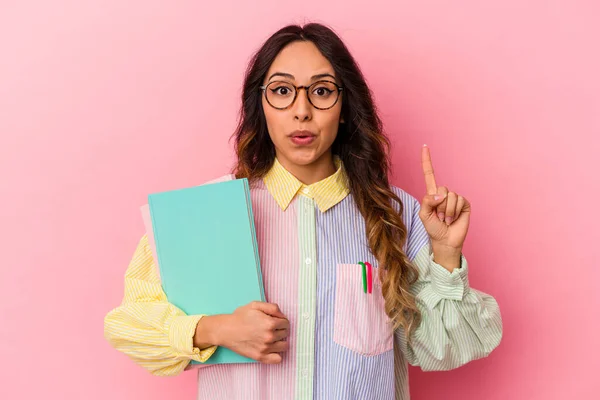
left=263, top=156, right=350, bottom=213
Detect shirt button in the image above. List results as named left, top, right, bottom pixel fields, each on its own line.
left=305, top=258, right=311, bottom=265
left=302, top=369, right=309, bottom=377
left=301, top=187, right=310, bottom=195
left=302, top=312, right=309, bottom=320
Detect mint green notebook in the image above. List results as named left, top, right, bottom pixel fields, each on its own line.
left=148, top=178, right=264, bottom=365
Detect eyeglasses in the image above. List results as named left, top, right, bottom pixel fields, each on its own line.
left=260, top=80, right=344, bottom=110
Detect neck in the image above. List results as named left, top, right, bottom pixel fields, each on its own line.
left=276, top=152, right=336, bottom=185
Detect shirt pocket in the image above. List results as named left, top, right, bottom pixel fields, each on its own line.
left=333, top=263, right=394, bottom=356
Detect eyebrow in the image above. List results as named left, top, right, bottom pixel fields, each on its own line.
left=267, top=72, right=337, bottom=83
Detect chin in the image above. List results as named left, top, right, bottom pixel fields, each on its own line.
left=275, top=147, right=317, bottom=166
left=287, top=149, right=323, bottom=166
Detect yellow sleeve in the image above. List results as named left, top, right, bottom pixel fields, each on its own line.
left=104, top=234, right=217, bottom=376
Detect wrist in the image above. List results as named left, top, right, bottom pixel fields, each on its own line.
left=431, top=243, right=462, bottom=272
left=194, top=315, right=227, bottom=349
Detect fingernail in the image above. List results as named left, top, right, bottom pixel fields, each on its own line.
left=438, top=212, right=445, bottom=222
left=434, top=194, right=446, bottom=201
left=445, top=216, right=453, bottom=225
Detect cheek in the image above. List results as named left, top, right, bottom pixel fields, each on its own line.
left=262, top=102, right=276, bottom=130
left=263, top=106, right=287, bottom=144
left=317, top=113, right=341, bottom=145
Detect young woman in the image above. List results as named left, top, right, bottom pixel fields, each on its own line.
left=104, top=22, right=502, bottom=399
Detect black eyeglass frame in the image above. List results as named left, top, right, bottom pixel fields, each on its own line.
left=259, top=80, right=344, bottom=110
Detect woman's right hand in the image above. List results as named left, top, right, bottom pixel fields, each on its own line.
left=193, top=301, right=290, bottom=364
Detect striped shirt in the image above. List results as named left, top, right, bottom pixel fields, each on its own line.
left=104, top=157, right=503, bottom=399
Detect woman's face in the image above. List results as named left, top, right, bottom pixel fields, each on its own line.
left=262, top=40, right=343, bottom=168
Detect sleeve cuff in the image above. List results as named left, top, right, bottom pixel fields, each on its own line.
left=169, top=315, right=218, bottom=363
left=428, top=251, right=470, bottom=301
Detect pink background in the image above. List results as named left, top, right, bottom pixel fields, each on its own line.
left=1, top=1, right=598, bottom=399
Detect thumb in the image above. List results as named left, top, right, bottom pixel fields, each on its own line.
left=420, top=193, right=447, bottom=216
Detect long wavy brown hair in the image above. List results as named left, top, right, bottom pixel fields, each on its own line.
left=230, top=23, right=421, bottom=342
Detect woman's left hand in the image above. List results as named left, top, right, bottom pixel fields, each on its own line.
left=418, top=144, right=471, bottom=251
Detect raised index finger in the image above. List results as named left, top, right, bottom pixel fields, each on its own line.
left=421, top=144, right=438, bottom=195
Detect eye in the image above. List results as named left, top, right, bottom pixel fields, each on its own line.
left=311, top=81, right=337, bottom=97
left=268, top=82, right=295, bottom=97
left=273, top=87, right=290, bottom=95
left=313, top=87, right=333, bottom=96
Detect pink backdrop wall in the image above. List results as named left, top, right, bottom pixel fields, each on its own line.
left=1, top=1, right=598, bottom=399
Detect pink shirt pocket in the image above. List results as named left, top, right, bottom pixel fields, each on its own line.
left=333, top=263, right=394, bottom=356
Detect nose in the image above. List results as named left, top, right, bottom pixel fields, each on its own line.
left=293, top=86, right=312, bottom=122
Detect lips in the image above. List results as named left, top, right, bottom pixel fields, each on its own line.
left=289, top=130, right=317, bottom=146
left=290, top=130, right=316, bottom=138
